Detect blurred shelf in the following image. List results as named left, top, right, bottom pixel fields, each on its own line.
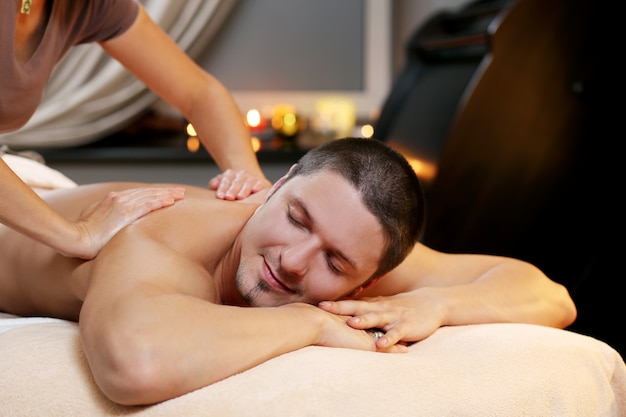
left=33, top=131, right=306, bottom=165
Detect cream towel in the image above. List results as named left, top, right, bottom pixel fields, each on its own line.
left=1, top=153, right=77, bottom=190
left=0, top=319, right=624, bottom=417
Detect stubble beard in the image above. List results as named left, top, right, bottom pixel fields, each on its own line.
left=235, top=265, right=272, bottom=307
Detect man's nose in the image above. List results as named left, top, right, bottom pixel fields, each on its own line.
left=280, top=239, right=317, bottom=278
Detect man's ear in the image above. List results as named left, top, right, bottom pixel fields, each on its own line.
left=347, top=276, right=382, bottom=298
left=363, top=276, right=382, bottom=290
left=266, top=164, right=297, bottom=201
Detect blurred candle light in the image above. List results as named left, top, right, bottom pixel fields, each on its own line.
left=185, top=122, right=200, bottom=152
left=360, top=124, right=374, bottom=138
left=313, top=97, right=355, bottom=139
left=187, top=136, right=200, bottom=153
left=405, top=157, right=437, bottom=184
left=246, top=109, right=261, bottom=127
left=271, top=104, right=298, bottom=136
left=251, top=136, right=261, bottom=152
left=245, top=109, right=266, bottom=131
left=186, top=123, right=197, bottom=137
left=389, top=141, right=438, bottom=185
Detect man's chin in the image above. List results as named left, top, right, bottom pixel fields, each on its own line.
left=238, top=278, right=280, bottom=307
left=248, top=294, right=291, bottom=308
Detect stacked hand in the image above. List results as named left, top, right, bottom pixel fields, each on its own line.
left=319, top=290, right=442, bottom=352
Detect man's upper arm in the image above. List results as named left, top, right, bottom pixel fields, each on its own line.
left=81, top=226, right=189, bottom=315
left=359, top=243, right=435, bottom=297
left=362, top=243, right=510, bottom=297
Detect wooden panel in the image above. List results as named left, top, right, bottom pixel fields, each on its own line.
left=421, top=0, right=624, bottom=353
left=424, top=0, right=592, bottom=263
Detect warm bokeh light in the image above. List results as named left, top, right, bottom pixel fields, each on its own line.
left=283, top=113, right=297, bottom=128
left=314, top=97, right=356, bottom=139
left=405, top=156, right=437, bottom=184
left=187, top=136, right=200, bottom=153
left=246, top=109, right=262, bottom=128
left=360, top=124, right=374, bottom=138
left=186, top=123, right=197, bottom=137
left=271, top=104, right=298, bottom=136
left=251, top=137, right=261, bottom=152
left=271, top=115, right=282, bottom=130
left=386, top=143, right=438, bottom=184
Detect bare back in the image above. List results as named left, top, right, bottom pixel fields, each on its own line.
left=0, top=182, right=261, bottom=320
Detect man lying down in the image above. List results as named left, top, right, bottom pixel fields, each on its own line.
left=0, top=138, right=576, bottom=406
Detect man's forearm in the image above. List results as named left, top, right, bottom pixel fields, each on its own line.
left=320, top=258, right=576, bottom=349
left=436, top=261, right=576, bottom=329
left=81, top=297, right=330, bottom=406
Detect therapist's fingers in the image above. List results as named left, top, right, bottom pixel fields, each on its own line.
left=74, top=187, right=185, bottom=259
left=209, top=169, right=271, bottom=200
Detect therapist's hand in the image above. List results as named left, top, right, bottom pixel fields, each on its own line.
left=209, top=169, right=271, bottom=200
left=70, top=187, right=185, bottom=259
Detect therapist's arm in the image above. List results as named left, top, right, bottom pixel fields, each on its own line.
left=100, top=5, right=271, bottom=200
left=0, top=159, right=184, bottom=259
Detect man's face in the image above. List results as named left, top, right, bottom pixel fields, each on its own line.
left=236, top=171, right=385, bottom=307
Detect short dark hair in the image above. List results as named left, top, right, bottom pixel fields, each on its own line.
left=282, top=137, right=425, bottom=279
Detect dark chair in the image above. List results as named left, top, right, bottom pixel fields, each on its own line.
left=375, top=0, right=513, bottom=191
left=376, top=0, right=619, bottom=354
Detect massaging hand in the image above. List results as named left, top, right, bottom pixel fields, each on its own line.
left=208, top=169, right=271, bottom=200
left=69, top=187, right=185, bottom=259
left=318, top=290, right=442, bottom=350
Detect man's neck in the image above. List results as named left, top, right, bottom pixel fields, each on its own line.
left=214, top=232, right=248, bottom=307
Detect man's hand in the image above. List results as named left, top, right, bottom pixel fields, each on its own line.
left=71, top=187, right=185, bottom=259
left=303, top=303, right=409, bottom=354
left=209, top=169, right=271, bottom=200
left=318, top=290, right=445, bottom=350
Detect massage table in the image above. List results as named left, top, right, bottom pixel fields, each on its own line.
left=1, top=153, right=625, bottom=416
left=1, top=314, right=625, bottom=416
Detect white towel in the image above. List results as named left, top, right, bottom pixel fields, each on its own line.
left=1, top=319, right=624, bottom=417
left=0, top=312, right=67, bottom=334
left=1, top=153, right=77, bottom=190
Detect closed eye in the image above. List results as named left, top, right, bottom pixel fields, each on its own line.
left=326, top=253, right=341, bottom=274
left=287, top=209, right=305, bottom=229
left=287, top=209, right=342, bottom=274
left=287, top=202, right=348, bottom=275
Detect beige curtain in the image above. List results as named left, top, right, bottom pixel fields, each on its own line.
left=0, top=0, right=236, bottom=148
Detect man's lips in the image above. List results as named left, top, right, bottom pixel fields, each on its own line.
left=262, top=259, right=295, bottom=293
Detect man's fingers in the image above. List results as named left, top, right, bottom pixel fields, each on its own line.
left=319, top=300, right=388, bottom=330
left=319, top=298, right=419, bottom=348
left=376, top=341, right=409, bottom=353
left=364, top=328, right=410, bottom=352
left=319, top=299, right=381, bottom=317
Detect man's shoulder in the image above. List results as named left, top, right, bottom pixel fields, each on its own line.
left=155, top=188, right=260, bottom=224
left=88, top=187, right=247, bottom=297
left=111, top=188, right=257, bottom=260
